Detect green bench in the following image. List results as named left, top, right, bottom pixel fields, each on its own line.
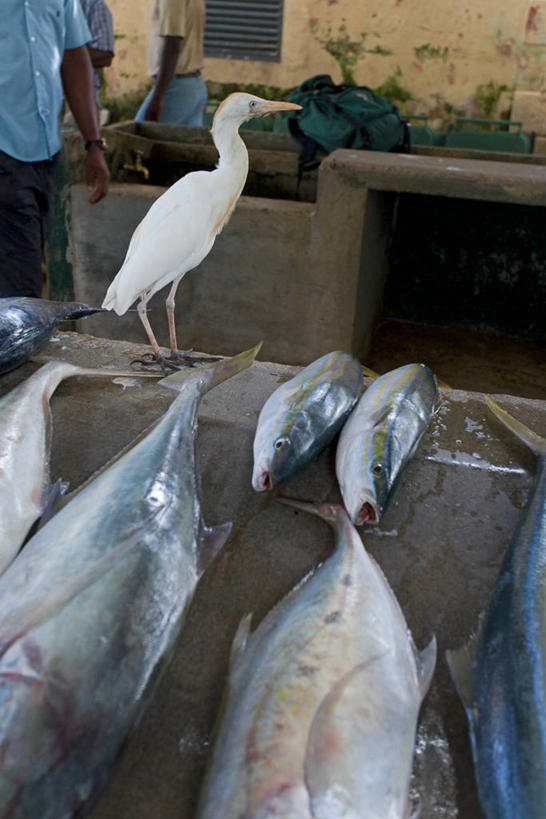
left=445, top=118, right=535, bottom=154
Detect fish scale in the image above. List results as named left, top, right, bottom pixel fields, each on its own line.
left=336, top=363, right=438, bottom=525
left=0, top=345, right=259, bottom=818
left=252, top=351, right=363, bottom=491
left=447, top=398, right=546, bottom=818
left=197, top=500, right=435, bottom=818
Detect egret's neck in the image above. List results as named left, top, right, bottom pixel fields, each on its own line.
left=212, top=119, right=249, bottom=182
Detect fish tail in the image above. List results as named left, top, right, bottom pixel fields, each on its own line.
left=484, top=395, right=546, bottom=456
left=276, top=495, right=342, bottom=526
left=361, top=364, right=380, bottom=379
left=28, top=360, right=162, bottom=380
left=70, top=366, right=162, bottom=379
left=159, top=342, right=262, bottom=394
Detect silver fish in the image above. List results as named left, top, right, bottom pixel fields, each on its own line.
left=197, top=499, right=436, bottom=819
left=0, top=360, right=158, bottom=576
left=336, top=363, right=438, bottom=524
left=0, top=297, right=102, bottom=374
left=252, top=351, right=363, bottom=491
left=446, top=398, right=546, bottom=818
left=0, top=344, right=260, bottom=818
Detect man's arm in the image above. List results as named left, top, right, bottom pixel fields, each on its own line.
left=141, top=35, right=182, bottom=122
left=61, top=45, right=109, bottom=204
left=87, top=46, right=113, bottom=68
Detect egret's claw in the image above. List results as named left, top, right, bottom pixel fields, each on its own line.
left=165, top=350, right=222, bottom=369
left=130, top=354, right=171, bottom=375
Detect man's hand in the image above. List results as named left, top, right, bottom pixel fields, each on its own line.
left=142, top=92, right=164, bottom=122
left=85, top=146, right=109, bottom=204
left=143, top=35, right=182, bottom=122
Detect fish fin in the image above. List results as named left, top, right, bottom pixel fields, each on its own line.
left=436, top=379, right=451, bottom=390
left=484, top=395, right=546, bottom=456
left=36, top=478, right=69, bottom=530
left=19, top=479, right=70, bottom=548
left=229, top=613, right=253, bottom=671
left=28, top=359, right=161, bottom=379
left=305, top=656, right=391, bottom=816
left=445, top=628, right=480, bottom=715
left=159, top=343, right=262, bottom=394
left=197, top=521, right=232, bottom=575
left=361, top=365, right=380, bottom=379
left=417, top=635, right=437, bottom=699
left=276, top=495, right=339, bottom=526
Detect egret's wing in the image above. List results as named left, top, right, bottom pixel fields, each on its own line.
left=123, top=171, right=214, bottom=267
left=105, top=172, right=222, bottom=312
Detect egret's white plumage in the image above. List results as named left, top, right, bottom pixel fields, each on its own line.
left=102, top=92, right=301, bottom=365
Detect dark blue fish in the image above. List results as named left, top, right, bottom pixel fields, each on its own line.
left=447, top=397, right=546, bottom=819
left=252, top=351, right=363, bottom=491
left=0, top=298, right=102, bottom=374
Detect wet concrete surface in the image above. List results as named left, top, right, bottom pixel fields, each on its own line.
left=367, top=318, right=546, bottom=401
left=1, top=331, right=545, bottom=818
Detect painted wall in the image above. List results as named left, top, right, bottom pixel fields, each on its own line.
left=104, top=0, right=546, bottom=130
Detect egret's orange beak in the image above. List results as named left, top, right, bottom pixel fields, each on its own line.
left=259, top=100, right=302, bottom=115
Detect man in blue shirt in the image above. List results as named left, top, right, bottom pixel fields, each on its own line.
left=0, top=0, right=110, bottom=297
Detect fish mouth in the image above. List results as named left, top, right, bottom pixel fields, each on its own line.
left=356, top=501, right=377, bottom=525
left=252, top=469, right=272, bottom=492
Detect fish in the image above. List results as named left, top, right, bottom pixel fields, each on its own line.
left=252, top=351, right=363, bottom=491
left=336, top=363, right=438, bottom=524
left=446, top=397, right=546, bottom=819
left=197, top=499, right=436, bottom=818
left=0, top=297, right=102, bottom=374
left=0, top=344, right=260, bottom=818
left=0, top=360, right=160, bottom=576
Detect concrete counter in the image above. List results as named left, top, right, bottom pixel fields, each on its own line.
left=66, top=149, right=546, bottom=366
left=2, top=332, right=545, bottom=817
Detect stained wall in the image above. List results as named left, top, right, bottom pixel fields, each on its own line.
left=104, top=0, right=546, bottom=132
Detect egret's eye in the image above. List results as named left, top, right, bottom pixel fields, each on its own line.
left=274, top=437, right=287, bottom=450
left=249, top=100, right=257, bottom=110
left=372, top=462, right=384, bottom=476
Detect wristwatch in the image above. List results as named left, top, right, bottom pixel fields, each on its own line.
left=85, top=138, right=106, bottom=150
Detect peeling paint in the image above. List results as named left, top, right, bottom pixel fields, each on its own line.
left=526, top=6, right=540, bottom=34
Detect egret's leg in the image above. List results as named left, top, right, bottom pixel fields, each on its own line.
left=137, top=292, right=163, bottom=360
left=166, top=279, right=181, bottom=354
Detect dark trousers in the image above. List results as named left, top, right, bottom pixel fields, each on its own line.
left=0, top=150, right=59, bottom=298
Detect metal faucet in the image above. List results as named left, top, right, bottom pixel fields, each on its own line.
left=122, top=150, right=150, bottom=181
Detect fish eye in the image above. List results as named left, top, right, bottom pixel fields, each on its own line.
left=372, top=462, right=384, bottom=476
left=274, top=437, right=287, bottom=450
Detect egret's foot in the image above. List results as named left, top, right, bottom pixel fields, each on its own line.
left=165, top=349, right=222, bottom=368
left=130, top=353, right=174, bottom=374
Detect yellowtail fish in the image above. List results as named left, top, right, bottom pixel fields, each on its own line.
left=0, top=297, right=102, bottom=374
left=0, top=344, right=260, bottom=818
left=197, top=499, right=436, bottom=818
left=252, top=351, right=363, bottom=491
left=0, top=360, right=159, bottom=576
left=447, top=398, right=546, bottom=818
left=336, top=363, right=438, bottom=524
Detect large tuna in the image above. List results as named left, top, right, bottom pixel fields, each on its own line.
left=0, top=344, right=260, bottom=818
left=197, top=499, right=436, bottom=818
left=447, top=397, right=546, bottom=818
left=336, top=363, right=438, bottom=524
left=252, top=351, right=363, bottom=491
left=0, top=297, right=102, bottom=374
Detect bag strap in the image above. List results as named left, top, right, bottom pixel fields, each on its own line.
left=288, top=118, right=321, bottom=183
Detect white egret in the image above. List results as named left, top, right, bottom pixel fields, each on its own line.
left=102, top=92, right=302, bottom=368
